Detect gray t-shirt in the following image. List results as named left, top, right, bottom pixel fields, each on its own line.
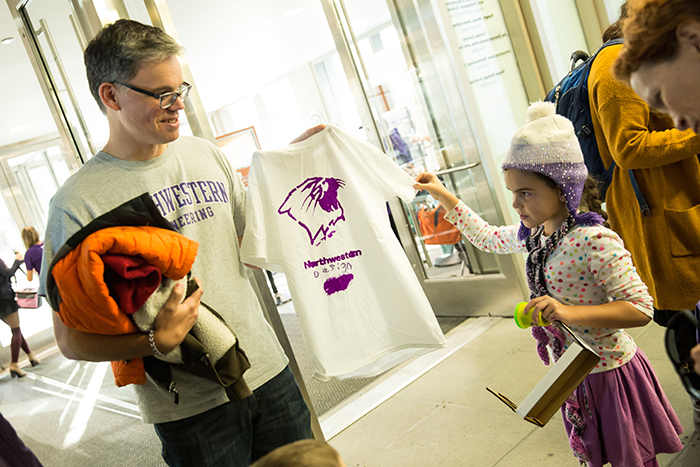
left=39, top=136, right=288, bottom=423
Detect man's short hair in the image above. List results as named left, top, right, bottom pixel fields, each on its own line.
left=84, top=19, right=183, bottom=113
left=250, top=440, right=344, bottom=467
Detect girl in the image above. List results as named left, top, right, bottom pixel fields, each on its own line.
left=414, top=101, right=682, bottom=467
left=21, top=227, right=43, bottom=282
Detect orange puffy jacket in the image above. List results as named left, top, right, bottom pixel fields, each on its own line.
left=51, top=226, right=198, bottom=386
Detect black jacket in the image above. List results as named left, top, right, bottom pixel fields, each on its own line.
left=0, top=258, right=22, bottom=300
left=46, top=193, right=252, bottom=404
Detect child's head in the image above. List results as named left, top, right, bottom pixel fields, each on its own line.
left=21, top=226, right=40, bottom=250
left=249, top=440, right=346, bottom=467
left=503, top=169, right=570, bottom=235
left=502, top=102, right=605, bottom=239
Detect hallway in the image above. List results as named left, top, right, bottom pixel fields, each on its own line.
left=2, top=316, right=698, bottom=466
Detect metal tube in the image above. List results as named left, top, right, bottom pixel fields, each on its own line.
left=69, top=13, right=87, bottom=51
left=434, top=162, right=479, bottom=176
left=38, top=18, right=97, bottom=156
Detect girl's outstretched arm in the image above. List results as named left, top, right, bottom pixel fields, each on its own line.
left=415, top=172, right=527, bottom=255
left=414, top=173, right=460, bottom=212
left=526, top=295, right=651, bottom=329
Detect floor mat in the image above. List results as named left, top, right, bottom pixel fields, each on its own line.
left=279, top=311, right=467, bottom=415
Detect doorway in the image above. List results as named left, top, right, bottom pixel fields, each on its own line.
left=0, top=142, right=62, bottom=364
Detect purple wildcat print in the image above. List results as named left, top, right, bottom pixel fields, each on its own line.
left=278, top=177, right=346, bottom=246
left=324, top=274, right=354, bottom=295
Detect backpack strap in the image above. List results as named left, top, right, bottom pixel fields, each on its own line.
left=592, top=39, right=650, bottom=216
left=628, top=169, right=651, bottom=217
left=599, top=40, right=650, bottom=216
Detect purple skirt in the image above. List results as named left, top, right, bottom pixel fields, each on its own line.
left=561, top=348, right=683, bottom=466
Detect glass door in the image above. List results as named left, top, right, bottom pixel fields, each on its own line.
left=4, top=145, right=70, bottom=233
left=13, top=0, right=109, bottom=163
left=0, top=186, right=36, bottom=350
left=0, top=147, right=60, bottom=352
left=325, top=0, right=528, bottom=315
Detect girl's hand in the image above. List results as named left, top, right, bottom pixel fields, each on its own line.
left=414, top=172, right=460, bottom=211
left=526, top=296, right=573, bottom=325
left=414, top=172, right=444, bottom=196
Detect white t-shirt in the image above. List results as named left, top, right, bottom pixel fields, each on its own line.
left=240, top=125, right=446, bottom=380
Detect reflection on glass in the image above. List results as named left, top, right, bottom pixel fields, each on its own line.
left=410, top=168, right=498, bottom=279
left=0, top=190, right=22, bottom=263
left=8, top=146, right=68, bottom=232
left=341, top=0, right=503, bottom=279
left=313, top=54, right=364, bottom=141
left=355, top=26, right=437, bottom=171
left=47, top=146, right=70, bottom=185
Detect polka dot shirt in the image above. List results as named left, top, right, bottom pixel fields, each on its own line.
left=445, top=201, right=653, bottom=373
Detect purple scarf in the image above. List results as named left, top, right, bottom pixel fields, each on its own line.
left=518, top=211, right=605, bottom=242
left=524, top=215, right=590, bottom=463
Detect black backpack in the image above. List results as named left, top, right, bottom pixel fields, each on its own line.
left=545, top=39, right=650, bottom=217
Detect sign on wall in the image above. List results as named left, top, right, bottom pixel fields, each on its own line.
left=444, top=0, right=530, bottom=165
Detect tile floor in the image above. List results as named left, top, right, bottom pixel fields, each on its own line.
left=329, top=319, right=700, bottom=467
left=2, top=317, right=698, bottom=466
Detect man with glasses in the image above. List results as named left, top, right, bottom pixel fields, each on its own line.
left=39, top=19, right=319, bottom=467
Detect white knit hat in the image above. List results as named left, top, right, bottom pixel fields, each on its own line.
left=502, top=101, right=588, bottom=219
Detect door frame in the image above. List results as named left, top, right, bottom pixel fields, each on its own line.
left=7, top=0, right=89, bottom=168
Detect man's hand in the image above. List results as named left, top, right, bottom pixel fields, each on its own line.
left=152, top=278, right=203, bottom=354
left=692, top=344, right=700, bottom=375
left=290, top=124, right=325, bottom=144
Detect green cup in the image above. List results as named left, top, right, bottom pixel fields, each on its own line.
left=513, top=301, right=550, bottom=329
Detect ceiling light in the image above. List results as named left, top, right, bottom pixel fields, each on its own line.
left=282, top=8, right=306, bottom=17
left=1, top=37, right=15, bottom=45
left=9, top=124, right=31, bottom=133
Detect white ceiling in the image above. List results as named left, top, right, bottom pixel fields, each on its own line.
left=0, top=0, right=388, bottom=150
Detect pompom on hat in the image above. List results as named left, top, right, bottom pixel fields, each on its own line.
left=502, top=101, right=603, bottom=240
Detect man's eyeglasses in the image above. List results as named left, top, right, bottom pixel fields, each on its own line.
left=113, top=81, right=192, bottom=109
left=665, top=309, right=700, bottom=399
